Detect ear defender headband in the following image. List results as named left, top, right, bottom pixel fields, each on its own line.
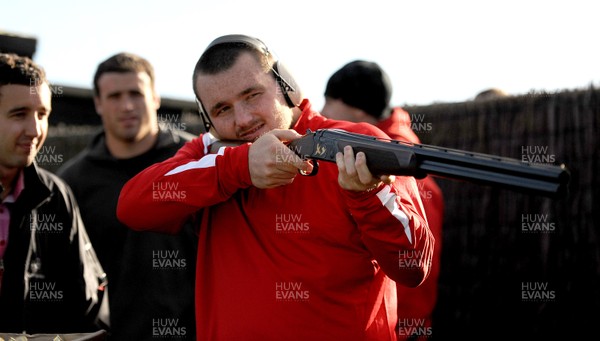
left=195, top=34, right=302, bottom=132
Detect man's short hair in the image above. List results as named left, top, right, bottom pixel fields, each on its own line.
left=93, top=52, right=155, bottom=96
left=192, top=42, right=272, bottom=99
left=324, top=60, right=392, bottom=120
left=0, top=53, right=47, bottom=87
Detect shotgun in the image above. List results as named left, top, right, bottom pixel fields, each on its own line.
left=287, top=129, right=570, bottom=199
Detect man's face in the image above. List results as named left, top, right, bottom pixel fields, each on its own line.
left=320, top=97, right=363, bottom=123
left=195, top=52, right=294, bottom=141
left=94, top=71, right=160, bottom=143
left=0, top=83, right=51, bottom=171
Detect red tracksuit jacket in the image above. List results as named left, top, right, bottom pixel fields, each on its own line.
left=117, top=99, right=434, bottom=341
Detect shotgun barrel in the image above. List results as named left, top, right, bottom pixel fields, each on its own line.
left=287, top=129, right=570, bottom=199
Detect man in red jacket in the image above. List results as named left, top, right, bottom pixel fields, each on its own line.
left=322, top=60, right=444, bottom=340
left=117, top=34, right=434, bottom=341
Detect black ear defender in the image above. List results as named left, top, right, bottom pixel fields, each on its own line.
left=195, top=34, right=302, bottom=132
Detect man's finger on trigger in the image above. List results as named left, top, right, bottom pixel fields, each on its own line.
left=278, top=146, right=309, bottom=173
left=276, top=142, right=295, bottom=162
left=291, top=152, right=310, bottom=172
left=302, top=160, right=315, bottom=174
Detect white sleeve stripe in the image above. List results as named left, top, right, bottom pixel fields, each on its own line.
left=165, top=135, right=225, bottom=176
left=165, top=154, right=219, bottom=176
left=376, top=185, right=412, bottom=244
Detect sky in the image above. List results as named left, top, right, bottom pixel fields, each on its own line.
left=2, top=0, right=599, bottom=110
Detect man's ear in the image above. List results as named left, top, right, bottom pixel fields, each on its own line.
left=153, top=90, right=161, bottom=110
left=93, top=96, right=102, bottom=116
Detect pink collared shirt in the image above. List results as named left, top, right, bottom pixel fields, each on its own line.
left=0, top=171, right=25, bottom=260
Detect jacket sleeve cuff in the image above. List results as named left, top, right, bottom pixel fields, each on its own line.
left=219, top=143, right=253, bottom=189
left=342, top=182, right=387, bottom=204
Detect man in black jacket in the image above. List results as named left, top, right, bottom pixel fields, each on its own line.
left=0, top=54, right=107, bottom=334
left=58, top=53, right=197, bottom=340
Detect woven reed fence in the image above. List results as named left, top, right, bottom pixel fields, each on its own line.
left=406, top=86, right=599, bottom=339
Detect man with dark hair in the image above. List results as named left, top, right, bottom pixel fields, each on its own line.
left=323, top=60, right=393, bottom=121
left=92, top=52, right=156, bottom=96
left=58, top=52, right=197, bottom=340
left=118, top=35, right=434, bottom=340
left=322, top=60, right=444, bottom=341
left=0, top=53, right=106, bottom=334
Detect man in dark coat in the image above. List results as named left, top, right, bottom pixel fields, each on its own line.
left=0, top=53, right=106, bottom=334
left=58, top=52, right=197, bottom=340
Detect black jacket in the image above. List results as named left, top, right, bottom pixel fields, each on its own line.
left=58, top=127, right=197, bottom=340
left=0, top=163, right=106, bottom=334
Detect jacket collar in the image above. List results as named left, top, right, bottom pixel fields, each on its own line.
left=292, top=99, right=322, bottom=133
left=15, top=163, right=53, bottom=213
left=85, top=126, right=187, bottom=161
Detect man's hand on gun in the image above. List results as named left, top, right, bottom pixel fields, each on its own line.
left=248, top=129, right=312, bottom=189
left=336, top=145, right=394, bottom=192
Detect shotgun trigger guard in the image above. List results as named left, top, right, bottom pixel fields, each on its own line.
left=299, top=160, right=319, bottom=176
